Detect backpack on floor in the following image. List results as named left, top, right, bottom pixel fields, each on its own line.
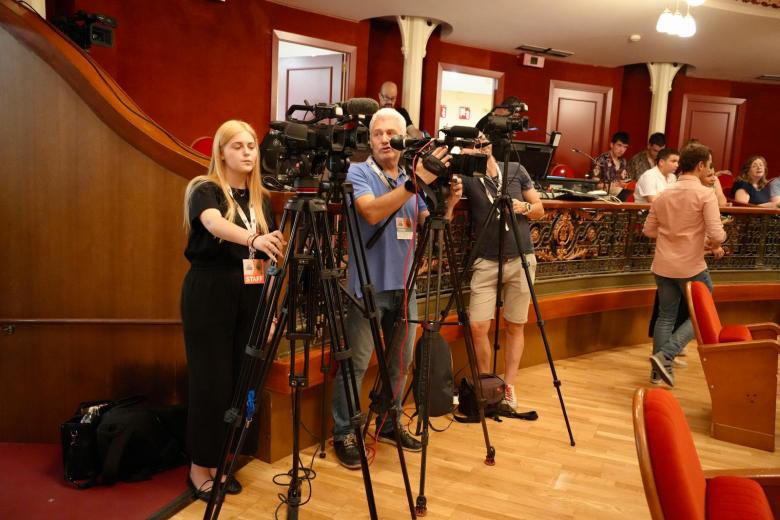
left=96, top=403, right=188, bottom=484
left=412, top=330, right=455, bottom=418
left=454, top=375, right=539, bottom=422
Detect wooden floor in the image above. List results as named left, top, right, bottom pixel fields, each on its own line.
left=174, top=342, right=780, bottom=519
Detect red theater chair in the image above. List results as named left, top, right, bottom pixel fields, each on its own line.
left=191, top=136, right=214, bottom=157
left=685, top=281, right=780, bottom=451
left=633, top=387, right=780, bottom=520
left=549, top=163, right=574, bottom=178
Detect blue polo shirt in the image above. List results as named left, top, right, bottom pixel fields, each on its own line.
left=347, top=158, right=428, bottom=298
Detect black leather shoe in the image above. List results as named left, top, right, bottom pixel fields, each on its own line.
left=224, top=475, right=242, bottom=495
left=188, top=478, right=213, bottom=502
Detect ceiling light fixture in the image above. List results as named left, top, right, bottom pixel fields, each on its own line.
left=657, top=0, right=699, bottom=38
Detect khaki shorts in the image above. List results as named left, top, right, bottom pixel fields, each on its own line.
left=469, top=254, right=536, bottom=323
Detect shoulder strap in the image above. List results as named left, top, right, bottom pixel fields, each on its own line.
left=100, top=428, right=132, bottom=483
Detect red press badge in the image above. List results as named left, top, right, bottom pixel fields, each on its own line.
left=243, top=258, right=265, bottom=284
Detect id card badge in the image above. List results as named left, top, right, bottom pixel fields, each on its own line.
left=396, top=217, right=413, bottom=240
left=243, top=258, right=265, bottom=284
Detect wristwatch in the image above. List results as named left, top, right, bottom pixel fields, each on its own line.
left=404, top=179, right=416, bottom=194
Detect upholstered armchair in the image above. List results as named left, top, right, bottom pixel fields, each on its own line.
left=685, top=281, right=780, bottom=451
left=633, top=387, right=780, bottom=519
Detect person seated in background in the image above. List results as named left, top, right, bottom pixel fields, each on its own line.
left=634, top=147, right=679, bottom=203
left=769, top=175, right=780, bottom=206
left=593, top=131, right=630, bottom=198
left=378, top=81, right=423, bottom=138
left=627, top=132, right=666, bottom=181
left=732, top=155, right=780, bottom=208
left=684, top=138, right=730, bottom=207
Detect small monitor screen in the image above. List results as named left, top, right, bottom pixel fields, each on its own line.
left=493, top=140, right=557, bottom=180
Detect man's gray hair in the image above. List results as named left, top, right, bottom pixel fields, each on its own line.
left=369, top=108, right=407, bottom=136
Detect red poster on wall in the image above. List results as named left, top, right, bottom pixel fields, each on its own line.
left=440, top=105, right=447, bottom=118
left=458, top=106, right=471, bottom=120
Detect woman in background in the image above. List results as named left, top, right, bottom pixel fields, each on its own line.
left=732, top=155, right=778, bottom=207
left=181, top=120, right=285, bottom=500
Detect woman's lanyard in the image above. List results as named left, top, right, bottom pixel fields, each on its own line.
left=230, top=189, right=257, bottom=254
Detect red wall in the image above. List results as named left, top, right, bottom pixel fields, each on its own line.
left=52, top=2, right=780, bottom=178
left=666, top=72, right=780, bottom=178
left=59, top=0, right=370, bottom=145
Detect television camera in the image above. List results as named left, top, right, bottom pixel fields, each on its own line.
left=260, top=98, right=378, bottom=195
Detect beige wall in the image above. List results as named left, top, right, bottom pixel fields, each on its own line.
left=439, top=90, right=493, bottom=131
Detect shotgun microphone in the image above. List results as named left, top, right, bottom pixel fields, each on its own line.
left=339, top=98, right=379, bottom=116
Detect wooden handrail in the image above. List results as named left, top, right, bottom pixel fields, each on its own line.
left=0, top=0, right=207, bottom=179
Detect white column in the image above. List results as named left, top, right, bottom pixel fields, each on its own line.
left=646, top=62, right=682, bottom=135
left=396, top=15, right=438, bottom=127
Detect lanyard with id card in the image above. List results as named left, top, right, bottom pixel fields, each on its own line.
left=232, top=189, right=266, bottom=285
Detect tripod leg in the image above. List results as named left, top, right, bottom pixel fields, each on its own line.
left=506, top=208, right=575, bottom=446
left=341, top=184, right=417, bottom=519
left=310, top=206, right=380, bottom=520
left=441, top=220, right=496, bottom=465
left=203, top=205, right=303, bottom=520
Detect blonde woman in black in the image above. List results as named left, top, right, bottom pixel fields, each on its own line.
left=181, top=120, right=285, bottom=500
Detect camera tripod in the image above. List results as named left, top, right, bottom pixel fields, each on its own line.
left=444, top=135, right=575, bottom=446
left=363, top=172, right=496, bottom=517
left=203, top=182, right=416, bottom=520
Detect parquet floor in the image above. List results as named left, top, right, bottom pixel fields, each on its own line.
left=174, top=342, right=780, bottom=519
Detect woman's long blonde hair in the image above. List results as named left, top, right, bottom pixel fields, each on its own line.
left=184, top=120, right=271, bottom=235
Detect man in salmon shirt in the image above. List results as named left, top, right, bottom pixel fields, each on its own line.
left=642, top=142, right=726, bottom=387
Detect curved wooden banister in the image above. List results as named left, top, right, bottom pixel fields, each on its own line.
left=0, top=0, right=207, bottom=179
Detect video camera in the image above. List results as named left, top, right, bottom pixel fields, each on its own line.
left=53, top=10, right=117, bottom=50
left=390, top=126, right=488, bottom=179
left=482, top=101, right=530, bottom=135
left=260, top=98, right=378, bottom=192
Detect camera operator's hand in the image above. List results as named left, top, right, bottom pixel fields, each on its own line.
left=252, top=230, right=287, bottom=262
left=512, top=198, right=532, bottom=215
left=415, top=146, right=450, bottom=185
left=445, top=176, right=463, bottom=220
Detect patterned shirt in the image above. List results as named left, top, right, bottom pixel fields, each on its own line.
left=627, top=150, right=654, bottom=181
left=593, top=152, right=628, bottom=186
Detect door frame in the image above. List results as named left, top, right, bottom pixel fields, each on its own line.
left=435, top=63, right=504, bottom=134
left=271, top=30, right=357, bottom=121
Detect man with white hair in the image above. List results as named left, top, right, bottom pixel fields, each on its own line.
left=331, top=107, right=460, bottom=469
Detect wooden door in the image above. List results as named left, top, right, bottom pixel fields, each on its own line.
left=679, top=94, right=745, bottom=172
left=547, top=81, right=613, bottom=177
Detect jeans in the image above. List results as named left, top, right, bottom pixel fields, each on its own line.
left=332, top=290, right=417, bottom=439
left=652, top=270, right=713, bottom=361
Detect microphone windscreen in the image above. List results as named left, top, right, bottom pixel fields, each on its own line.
left=389, top=136, right=430, bottom=151
left=340, top=98, right=380, bottom=116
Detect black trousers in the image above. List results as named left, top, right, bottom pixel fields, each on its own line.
left=181, top=267, right=262, bottom=467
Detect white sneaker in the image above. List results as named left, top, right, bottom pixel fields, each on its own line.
left=673, top=357, right=688, bottom=367
left=678, top=346, right=688, bottom=357
left=503, top=384, right=517, bottom=410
